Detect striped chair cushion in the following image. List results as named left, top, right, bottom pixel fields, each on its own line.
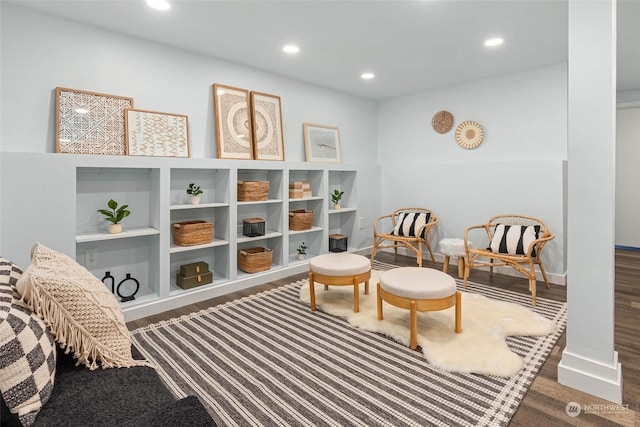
left=392, top=212, right=431, bottom=239
left=0, top=258, right=56, bottom=426
left=489, top=224, right=541, bottom=256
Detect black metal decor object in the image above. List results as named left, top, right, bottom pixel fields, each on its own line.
left=102, top=271, right=115, bottom=294
left=116, top=273, right=139, bottom=302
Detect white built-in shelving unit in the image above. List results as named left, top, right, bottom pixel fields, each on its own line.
left=1, top=153, right=370, bottom=321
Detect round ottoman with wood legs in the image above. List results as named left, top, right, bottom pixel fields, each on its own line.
left=309, top=253, right=371, bottom=313
left=377, top=267, right=462, bottom=350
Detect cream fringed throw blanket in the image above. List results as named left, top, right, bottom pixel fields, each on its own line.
left=16, top=243, right=153, bottom=370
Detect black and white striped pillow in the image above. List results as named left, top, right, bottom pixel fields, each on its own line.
left=392, top=212, right=431, bottom=239
left=0, top=258, right=56, bottom=426
left=489, top=224, right=541, bottom=256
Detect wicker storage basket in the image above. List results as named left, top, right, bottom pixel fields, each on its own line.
left=173, top=220, right=213, bottom=246
left=238, top=180, right=270, bottom=201
left=238, top=247, right=272, bottom=273
left=289, top=209, right=314, bottom=231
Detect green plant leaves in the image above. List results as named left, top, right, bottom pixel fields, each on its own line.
left=97, top=200, right=131, bottom=225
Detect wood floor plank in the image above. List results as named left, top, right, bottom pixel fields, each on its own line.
left=127, top=249, right=639, bottom=426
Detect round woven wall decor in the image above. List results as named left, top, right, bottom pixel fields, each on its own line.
left=455, top=120, right=484, bottom=149
left=432, top=110, right=454, bottom=134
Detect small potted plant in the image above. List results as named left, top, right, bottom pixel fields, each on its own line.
left=330, top=189, right=344, bottom=210
left=296, top=242, right=308, bottom=260
left=187, top=183, right=203, bottom=205
left=97, top=199, right=131, bottom=234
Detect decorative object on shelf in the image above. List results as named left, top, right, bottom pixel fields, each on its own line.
left=250, top=91, right=285, bottom=161
left=289, top=209, right=314, bottom=231
left=212, top=83, right=253, bottom=160
left=238, top=247, right=273, bottom=273
left=125, top=109, right=190, bottom=158
left=237, top=180, right=269, bottom=201
left=296, top=242, right=308, bottom=260
left=97, top=199, right=131, bottom=234
left=176, top=262, right=212, bottom=290
left=116, top=273, right=139, bottom=302
left=243, top=217, right=266, bottom=237
left=303, top=123, right=342, bottom=163
left=102, top=271, right=115, bottom=293
left=432, top=110, right=454, bottom=134
left=172, top=220, right=213, bottom=246
left=289, top=181, right=312, bottom=199
left=55, top=87, right=133, bottom=155
left=329, top=234, right=348, bottom=253
left=187, top=182, right=203, bottom=205
left=330, top=189, right=344, bottom=210
left=455, top=120, right=484, bottom=149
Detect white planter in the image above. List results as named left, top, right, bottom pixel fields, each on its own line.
left=297, top=253, right=306, bottom=261
left=191, top=195, right=201, bottom=205
left=333, top=203, right=341, bottom=210
left=108, top=223, right=122, bottom=234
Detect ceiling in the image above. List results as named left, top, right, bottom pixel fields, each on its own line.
left=9, top=0, right=640, bottom=100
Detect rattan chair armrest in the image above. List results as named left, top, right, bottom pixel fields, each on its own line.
left=373, top=213, right=395, bottom=235
left=525, top=232, right=555, bottom=257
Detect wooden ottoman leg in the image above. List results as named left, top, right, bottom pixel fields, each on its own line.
left=364, top=278, right=370, bottom=295
left=353, top=277, right=360, bottom=313
left=443, top=255, right=450, bottom=274
left=309, top=272, right=317, bottom=311
left=455, top=291, right=462, bottom=333
left=457, top=257, right=465, bottom=279
left=377, top=282, right=383, bottom=320
left=410, top=300, right=418, bottom=349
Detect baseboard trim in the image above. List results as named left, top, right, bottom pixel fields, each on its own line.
left=558, top=349, right=623, bottom=404
left=376, top=247, right=567, bottom=286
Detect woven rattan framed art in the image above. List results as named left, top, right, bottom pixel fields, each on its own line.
left=125, top=109, right=190, bottom=157
left=55, top=87, right=133, bottom=155
left=212, top=83, right=254, bottom=160
left=250, top=91, right=285, bottom=161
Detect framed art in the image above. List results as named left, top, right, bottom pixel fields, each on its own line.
left=250, top=91, right=285, bottom=161
left=303, top=123, right=342, bottom=163
left=56, top=87, right=134, bottom=155
left=212, top=84, right=253, bottom=159
left=125, top=109, right=190, bottom=157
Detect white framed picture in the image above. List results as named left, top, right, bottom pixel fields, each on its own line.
left=303, top=123, right=341, bottom=163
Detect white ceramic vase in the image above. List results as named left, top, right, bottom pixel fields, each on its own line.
left=297, top=253, right=305, bottom=261
left=108, top=223, right=122, bottom=234
left=333, top=203, right=341, bottom=210
left=191, top=196, right=201, bottom=205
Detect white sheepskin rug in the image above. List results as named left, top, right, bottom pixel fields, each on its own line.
left=299, top=270, right=556, bottom=378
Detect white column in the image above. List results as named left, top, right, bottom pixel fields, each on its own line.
left=558, top=0, right=622, bottom=403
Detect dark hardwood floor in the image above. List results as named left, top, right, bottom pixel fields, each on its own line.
left=127, top=250, right=639, bottom=427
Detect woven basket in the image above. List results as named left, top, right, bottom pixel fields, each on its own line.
left=289, top=209, right=314, bottom=231
left=238, top=181, right=270, bottom=201
left=238, top=247, right=272, bottom=273
left=173, top=220, right=213, bottom=246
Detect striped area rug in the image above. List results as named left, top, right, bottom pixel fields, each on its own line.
left=132, top=261, right=566, bottom=427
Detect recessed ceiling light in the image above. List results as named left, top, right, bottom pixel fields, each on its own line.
left=146, top=0, right=171, bottom=11
left=361, top=72, right=375, bottom=80
left=484, top=37, right=504, bottom=47
left=282, top=44, right=300, bottom=54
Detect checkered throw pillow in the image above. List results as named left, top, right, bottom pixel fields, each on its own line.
left=0, top=258, right=56, bottom=426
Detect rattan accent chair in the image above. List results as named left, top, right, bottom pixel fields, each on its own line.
left=371, top=207, right=438, bottom=267
left=463, top=214, right=554, bottom=305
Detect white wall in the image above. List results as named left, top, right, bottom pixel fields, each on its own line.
left=377, top=64, right=568, bottom=278
left=0, top=4, right=377, bottom=165
left=615, top=107, right=640, bottom=247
